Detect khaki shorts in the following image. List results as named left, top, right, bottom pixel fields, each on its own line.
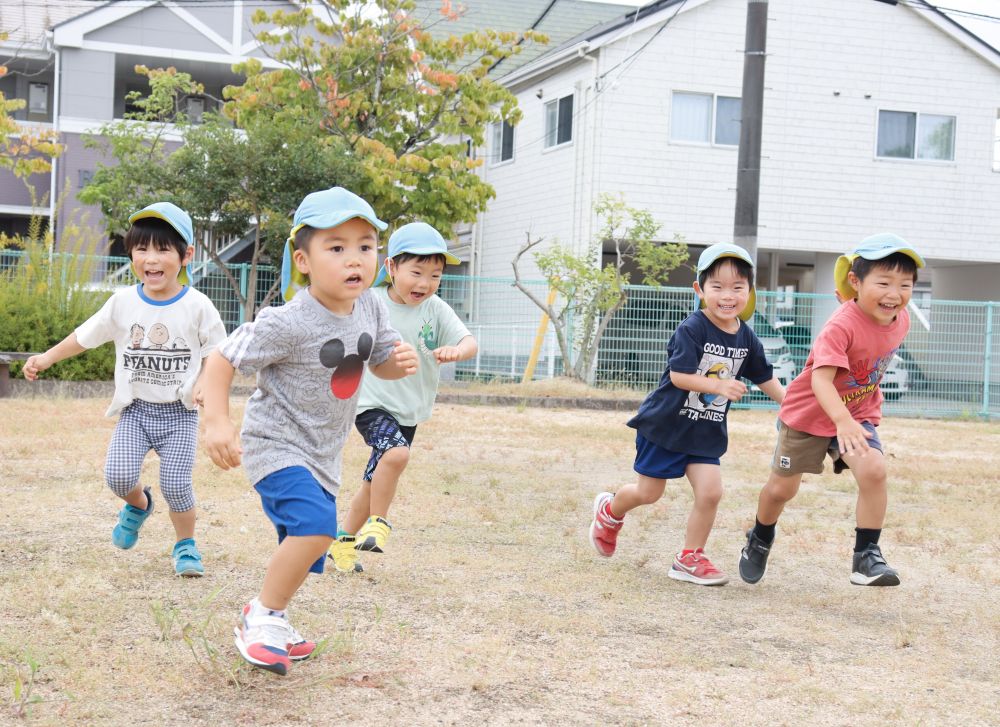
left=771, top=421, right=882, bottom=475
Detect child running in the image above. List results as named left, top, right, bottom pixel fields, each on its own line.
left=200, top=187, right=418, bottom=676
left=589, top=243, right=785, bottom=586
left=739, top=233, right=923, bottom=587
left=23, top=202, right=226, bottom=576
left=328, top=222, right=478, bottom=573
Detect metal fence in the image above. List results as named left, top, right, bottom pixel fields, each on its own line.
left=3, top=250, right=999, bottom=419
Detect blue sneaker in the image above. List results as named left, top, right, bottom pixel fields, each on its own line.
left=111, top=487, right=153, bottom=550
left=172, top=538, right=204, bottom=577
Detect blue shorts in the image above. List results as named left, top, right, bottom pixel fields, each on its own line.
left=254, top=466, right=338, bottom=574
left=633, top=433, right=720, bottom=480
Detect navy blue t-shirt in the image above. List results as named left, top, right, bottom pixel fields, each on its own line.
left=627, top=310, right=773, bottom=458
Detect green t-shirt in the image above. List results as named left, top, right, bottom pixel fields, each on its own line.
left=357, top=286, right=471, bottom=426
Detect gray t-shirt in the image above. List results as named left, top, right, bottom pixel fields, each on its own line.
left=219, top=288, right=399, bottom=495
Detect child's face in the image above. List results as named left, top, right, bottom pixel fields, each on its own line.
left=131, top=238, right=192, bottom=300
left=387, top=256, right=445, bottom=306
left=693, top=260, right=751, bottom=331
left=848, top=264, right=914, bottom=325
left=293, top=217, right=378, bottom=314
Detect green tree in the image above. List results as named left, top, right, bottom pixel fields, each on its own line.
left=227, top=0, right=542, bottom=233
left=512, top=194, right=689, bottom=384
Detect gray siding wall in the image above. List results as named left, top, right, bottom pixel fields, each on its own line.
left=60, top=49, right=115, bottom=120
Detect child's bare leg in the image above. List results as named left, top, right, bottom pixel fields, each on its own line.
left=610, top=474, right=667, bottom=518
left=841, top=449, right=887, bottom=528
left=122, top=485, right=149, bottom=509
left=682, top=464, right=722, bottom=550
left=259, top=535, right=333, bottom=610
left=341, top=483, right=371, bottom=535
left=369, top=446, right=409, bottom=518
left=168, top=508, right=196, bottom=541
left=756, top=471, right=803, bottom=524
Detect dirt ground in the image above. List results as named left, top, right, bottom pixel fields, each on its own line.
left=1, top=396, right=998, bottom=726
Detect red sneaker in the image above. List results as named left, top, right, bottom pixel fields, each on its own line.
left=589, top=492, right=624, bottom=557
left=234, top=603, right=292, bottom=675
left=668, top=549, right=729, bottom=586
left=287, top=622, right=316, bottom=661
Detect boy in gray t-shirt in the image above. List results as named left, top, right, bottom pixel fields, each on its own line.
left=200, top=187, right=418, bottom=676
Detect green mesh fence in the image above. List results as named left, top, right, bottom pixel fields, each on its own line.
left=3, top=251, right=998, bottom=419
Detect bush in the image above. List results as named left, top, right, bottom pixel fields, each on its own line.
left=0, top=221, right=116, bottom=380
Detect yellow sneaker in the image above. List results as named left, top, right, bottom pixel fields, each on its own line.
left=355, top=516, right=392, bottom=553
left=328, top=535, right=363, bottom=573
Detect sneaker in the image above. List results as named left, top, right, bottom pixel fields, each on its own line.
left=233, top=603, right=292, bottom=676
left=589, top=492, right=623, bottom=558
left=355, top=516, right=392, bottom=553
left=328, top=535, right=363, bottom=573
left=111, top=487, right=154, bottom=550
left=172, top=538, right=204, bottom=577
left=668, top=549, right=729, bottom=586
left=739, top=529, right=772, bottom=584
left=850, top=544, right=901, bottom=587
left=286, top=621, right=316, bottom=661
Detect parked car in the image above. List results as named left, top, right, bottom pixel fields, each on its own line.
left=749, top=317, right=797, bottom=388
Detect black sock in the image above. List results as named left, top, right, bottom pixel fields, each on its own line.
left=753, top=518, right=776, bottom=544
left=855, top=528, right=881, bottom=553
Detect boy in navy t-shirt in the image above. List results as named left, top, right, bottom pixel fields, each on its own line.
left=588, top=243, right=785, bottom=586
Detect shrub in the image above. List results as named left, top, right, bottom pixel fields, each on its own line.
left=0, top=219, right=117, bottom=380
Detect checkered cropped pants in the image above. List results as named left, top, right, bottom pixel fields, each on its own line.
left=104, top=399, right=199, bottom=512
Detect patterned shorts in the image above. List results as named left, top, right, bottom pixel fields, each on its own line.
left=354, top=408, right=417, bottom=482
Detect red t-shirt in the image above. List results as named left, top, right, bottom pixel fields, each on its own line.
left=779, top=301, right=910, bottom=436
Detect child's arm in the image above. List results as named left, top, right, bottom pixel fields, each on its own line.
left=756, top=377, right=786, bottom=405
left=811, top=365, right=874, bottom=456
left=433, top=334, right=478, bottom=364
left=670, top=371, right=747, bottom=401
left=22, top=333, right=87, bottom=381
left=370, top=341, right=419, bottom=380
left=199, top=350, right=243, bottom=470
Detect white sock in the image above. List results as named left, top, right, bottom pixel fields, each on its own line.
left=251, top=597, right=285, bottom=619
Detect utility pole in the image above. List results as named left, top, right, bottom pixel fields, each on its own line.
left=734, top=0, right=768, bottom=264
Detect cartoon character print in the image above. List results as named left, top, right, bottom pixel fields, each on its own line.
left=319, top=333, right=373, bottom=399
left=847, top=352, right=894, bottom=389
left=129, top=323, right=145, bottom=349
left=146, top=323, right=170, bottom=349
left=698, top=361, right=732, bottom=407
left=417, top=318, right=437, bottom=357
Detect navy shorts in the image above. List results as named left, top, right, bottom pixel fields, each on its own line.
left=633, top=433, right=720, bottom=480
left=254, top=466, right=338, bottom=574
left=355, top=408, right=417, bottom=482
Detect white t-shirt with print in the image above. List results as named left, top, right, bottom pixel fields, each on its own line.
left=75, top=284, right=227, bottom=417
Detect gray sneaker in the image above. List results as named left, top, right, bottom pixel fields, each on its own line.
left=850, top=544, right=900, bottom=586
left=739, top=529, right=772, bottom=584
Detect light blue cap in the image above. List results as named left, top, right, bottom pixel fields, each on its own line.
left=281, top=187, right=387, bottom=302
left=127, top=202, right=193, bottom=285
left=694, top=242, right=756, bottom=321
left=373, top=221, right=460, bottom=287
left=834, top=233, right=924, bottom=301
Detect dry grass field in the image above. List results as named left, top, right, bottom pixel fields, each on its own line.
left=1, top=394, right=998, bottom=726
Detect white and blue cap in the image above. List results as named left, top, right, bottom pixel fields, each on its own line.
left=373, top=221, right=460, bottom=287
left=695, top=242, right=756, bottom=321
left=127, top=202, right=194, bottom=285
left=834, top=233, right=925, bottom=301
left=280, top=187, right=388, bottom=302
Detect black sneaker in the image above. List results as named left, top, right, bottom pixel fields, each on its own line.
left=850, top=544, right=900, bottom=586
left=739, top=529, right=772, bottom=584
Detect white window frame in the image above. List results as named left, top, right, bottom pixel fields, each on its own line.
left=670, top=91, right=741, bottom=147
left=490, top=120, right=514, bottom=166
left=543, top=94, right=574, bottom=150
left=875, top=108, right=957, bottom=163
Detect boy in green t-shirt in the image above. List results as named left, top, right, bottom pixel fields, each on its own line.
left=329, top=222, right=478, bottom=572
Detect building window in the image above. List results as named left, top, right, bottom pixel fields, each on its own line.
left=877, top=110, right=955, bottom=161
left=491, top=120, right=514, bottom=163
left=670, top=92, right=741, bottom=146
left=544, top=94, right=573, bottom=148
left=78, top=169, right=93, bottom=188
left=28, top=83, right=48, bottom=114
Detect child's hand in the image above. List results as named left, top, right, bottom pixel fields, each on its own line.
left=391, top=341, right=419, bottom=376
left=21, top=353, right=51, bottom=381
left=433, top=345, right=462, bottom=364
left=715, top=378, right=748, bottom=402
left=203, top=419, right=242, bottom=470
left=835, top=419, right=874, bottom=457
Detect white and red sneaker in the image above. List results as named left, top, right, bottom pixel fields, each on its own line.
left=234, top=602, right=293, bottom=675
left=287, top=622, right=317, bottom=661
left=668, top=549, right=729, bottom=586
left=589, top=492, right=624, bottom=557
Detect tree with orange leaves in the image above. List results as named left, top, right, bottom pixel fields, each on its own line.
left=0, top=33, right=61, bottom=183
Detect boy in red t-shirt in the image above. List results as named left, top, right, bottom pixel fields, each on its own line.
left=739, top=234, right=924, bottom=587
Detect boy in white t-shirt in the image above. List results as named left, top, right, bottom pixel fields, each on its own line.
left=23, top=202, right=226, bottom=576
left=328, top=222, right=478, bottom=572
